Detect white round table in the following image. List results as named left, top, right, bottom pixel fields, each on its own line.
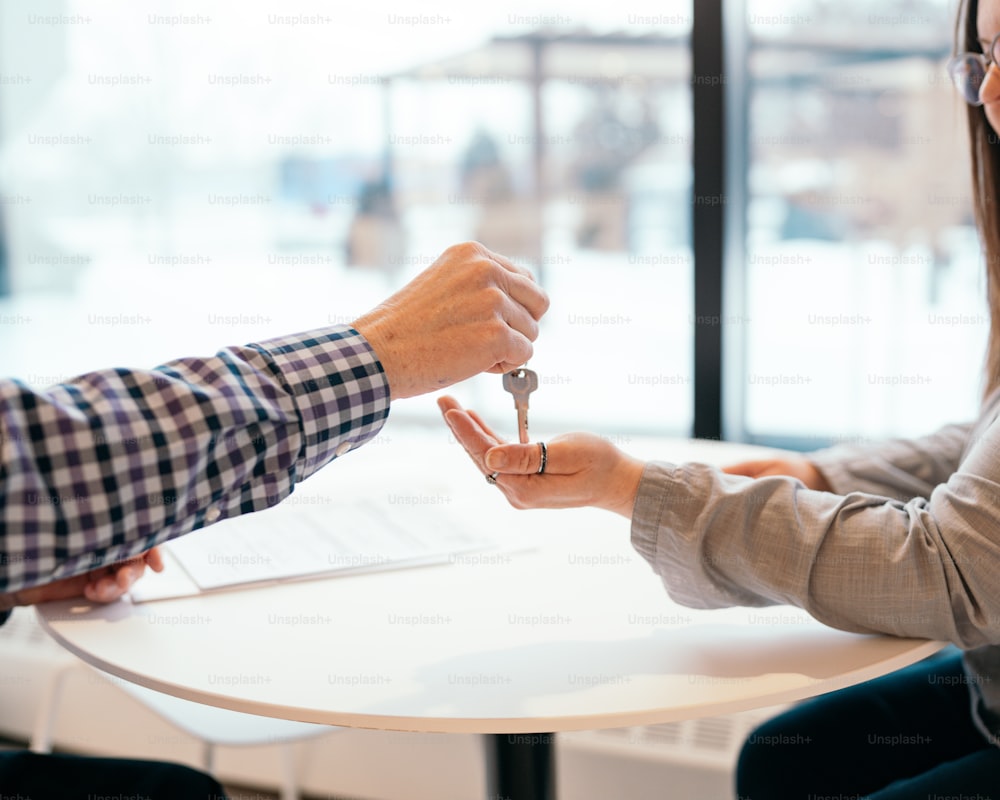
left=37, top=432, right=945, bottom=798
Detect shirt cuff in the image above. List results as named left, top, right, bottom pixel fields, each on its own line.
left=630, top=461, right=671, bottom=568
left=629, top=460, right=766, bottom=610
left=250, top=325, right=391, bottom=479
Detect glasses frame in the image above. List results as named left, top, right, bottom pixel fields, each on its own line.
left=948, top=31, right=1000, bottom=106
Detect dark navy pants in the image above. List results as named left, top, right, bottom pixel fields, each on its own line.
left=0, top=751, right=227, bottom=799
left=737, top=650, right=1000, bottom=799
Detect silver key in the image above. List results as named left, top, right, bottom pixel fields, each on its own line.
left=502, top=368, right=538, bottom=444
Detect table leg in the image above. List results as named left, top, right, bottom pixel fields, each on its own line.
left=484, top=732, right=555, bottom=800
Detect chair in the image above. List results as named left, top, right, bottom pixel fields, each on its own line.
left=31, top=659, right=333, bottom=800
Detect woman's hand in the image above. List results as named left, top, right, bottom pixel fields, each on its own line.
left=0, top=547, right=165, bottom=611
left=722, top=458, right=832, bottom=491
left=438, top=396, right=646, bottom=518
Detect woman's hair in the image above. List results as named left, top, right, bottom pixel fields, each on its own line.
left=959, top=0, right=1000, bottom=396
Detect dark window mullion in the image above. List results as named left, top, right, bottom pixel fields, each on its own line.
left=692, top=0, right=725, bottom=440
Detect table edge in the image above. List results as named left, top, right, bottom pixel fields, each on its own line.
left=36, top=609, right=947, bottom=734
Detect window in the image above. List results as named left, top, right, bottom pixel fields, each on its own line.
left=4, top=1, right=963, bottom=446
left=736, top=0, right=985, bottom=447
left=0, top=0, right=694, bottom=438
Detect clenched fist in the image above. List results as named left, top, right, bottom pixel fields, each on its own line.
left=353, top=242, right=550, bottom=399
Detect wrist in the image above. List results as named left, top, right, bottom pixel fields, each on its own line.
left=0, top=590, right=24, bottom=612
left=804, top=461, right=833, bottom=492
left=600, top=455, right=646, bottom=519
left=352, top=316, right=406, bottom=399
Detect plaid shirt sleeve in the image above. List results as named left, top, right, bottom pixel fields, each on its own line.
left=0, top=325, right=390, bottom=594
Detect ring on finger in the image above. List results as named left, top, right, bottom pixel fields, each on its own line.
left=537, top=442, right=547, bottom=475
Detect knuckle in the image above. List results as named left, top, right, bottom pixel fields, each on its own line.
left=481, top=313, right=506, bottom=342
left=485, top=284, right=506, bottom=304
left=464, top=260, right=500, bottom=293
left=452, top=241, right=490, bottom=267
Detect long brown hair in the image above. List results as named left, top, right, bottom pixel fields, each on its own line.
left=959, top=0, right=1000, bottom=396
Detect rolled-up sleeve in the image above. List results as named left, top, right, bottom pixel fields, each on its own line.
left=809, top=421, right=975, bottom=501
left=0, top=325, right=390, bottom=593
left=630, top=416, right=1000, bottom=649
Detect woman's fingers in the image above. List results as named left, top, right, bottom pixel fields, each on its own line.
left=466, top=407, right=504, bottom=444
left=440, top=405, right=498, bottom=475
left=485, top=443, right=544, bottom=474
left=721, top=460, right=767, bottom=477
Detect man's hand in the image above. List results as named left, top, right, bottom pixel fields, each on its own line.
left=0, top=548, right=165, bottom=611
left=352, top=242, right=550, bottom=399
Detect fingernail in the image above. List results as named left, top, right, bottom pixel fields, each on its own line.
left=486, top=450, right=507, bottom=469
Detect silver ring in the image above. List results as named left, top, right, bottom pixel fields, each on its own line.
left=486, top=472, right=499, bottom=485
left=537, top=442, right=547, bottom=475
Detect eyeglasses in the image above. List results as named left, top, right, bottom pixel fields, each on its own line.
left=948, top=31, right=1000, bottom=106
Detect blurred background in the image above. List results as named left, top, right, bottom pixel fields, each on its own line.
left=0, top=0, right=982, bottom=447
left=0, top=2, right=983, bottom=797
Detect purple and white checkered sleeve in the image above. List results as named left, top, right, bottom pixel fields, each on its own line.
left=0, top=325, right=390, bottom=594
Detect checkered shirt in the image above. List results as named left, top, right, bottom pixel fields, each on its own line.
left=0, top=325, right=390, bottom=595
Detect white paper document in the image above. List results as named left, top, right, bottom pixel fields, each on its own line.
left=129, top=501, right=500, bottom=603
